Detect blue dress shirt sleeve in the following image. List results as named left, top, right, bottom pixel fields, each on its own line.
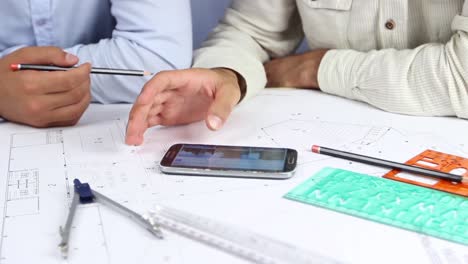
left=65, top=0, right=193, bottom=104
left=0, top=45, right=27, bottom=58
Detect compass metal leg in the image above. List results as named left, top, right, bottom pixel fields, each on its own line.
left=58, top=190, right=80, bottom=258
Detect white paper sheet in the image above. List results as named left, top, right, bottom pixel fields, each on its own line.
left=0, top=89, right=467, bottom=264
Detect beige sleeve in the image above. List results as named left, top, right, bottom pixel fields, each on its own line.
left=193, top=0, right=304, bottom=101
left=318, top=4, right=468, bottom=119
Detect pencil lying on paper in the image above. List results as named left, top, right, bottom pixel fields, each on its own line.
left=311, top=145, right=468, bottom=184
left=10, top=64, right=152, bottom=76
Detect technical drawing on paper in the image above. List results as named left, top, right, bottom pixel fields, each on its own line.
left=1, top=90, right=467, bottom=264
left=0, top=122, right=185, bottom=264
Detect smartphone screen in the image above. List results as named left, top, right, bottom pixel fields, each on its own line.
left=161, top=144, right=297, bottom=173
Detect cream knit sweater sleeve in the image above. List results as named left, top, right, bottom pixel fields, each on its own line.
left=193, top=0, right=303, bottom=101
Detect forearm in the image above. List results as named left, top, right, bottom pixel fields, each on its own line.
left=193, top=0, right=303, bottom=102
left=65, top=39, right=191, bottom=104
left=66, top=0, right=192, bottom=104
left=193, top=24, right=268, bottom=101
left=318, top=15, right=468, bottom=118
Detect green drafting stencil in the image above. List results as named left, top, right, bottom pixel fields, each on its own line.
left=284, top=167, right=468, bottom=245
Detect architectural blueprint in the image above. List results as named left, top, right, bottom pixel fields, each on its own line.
left=0, top=89, right=467, bottom=264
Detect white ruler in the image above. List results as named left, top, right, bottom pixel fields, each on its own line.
left=147, top=206, right=341, bottom=264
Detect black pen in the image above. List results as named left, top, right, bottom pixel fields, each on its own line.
left=10, top=64, right=152, bottom=76
left=311, top=145, right=468, bottom=184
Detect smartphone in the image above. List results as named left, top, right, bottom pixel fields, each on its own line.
left=160, top=144, right=297, bottom=179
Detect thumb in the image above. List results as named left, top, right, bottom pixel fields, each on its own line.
left=205, top=83, right=240, bottom=131
left=14, top=46, right=78, bottom=67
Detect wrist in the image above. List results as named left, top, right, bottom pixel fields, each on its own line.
left=212, top=68, right=246, bottom=103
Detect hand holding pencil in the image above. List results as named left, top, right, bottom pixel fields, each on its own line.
left=0, top=47, right=91, bottom=127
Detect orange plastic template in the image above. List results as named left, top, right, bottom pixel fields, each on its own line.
left=383, top=149, right=468, bottom=197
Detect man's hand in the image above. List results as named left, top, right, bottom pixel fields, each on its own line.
left=0, top=47, right=91, bottom=127
left=264, top=49, right=328, bottom=89
left=125, top=68, right=242, bottom=145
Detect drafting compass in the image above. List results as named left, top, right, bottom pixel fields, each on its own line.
left=58, top=179, right=164, bottom=258
left=58, top=179, right=337, bottom=263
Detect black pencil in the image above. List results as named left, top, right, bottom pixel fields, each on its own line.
left=10, top=64, right=152, bottom=76
left=311, top=145, right=468, bottom=184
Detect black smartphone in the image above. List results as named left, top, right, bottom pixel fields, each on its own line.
left=160, top=143, right=297, bottom=179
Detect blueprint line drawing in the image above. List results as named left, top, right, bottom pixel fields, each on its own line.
left=1, top=90, right=467, bottom=264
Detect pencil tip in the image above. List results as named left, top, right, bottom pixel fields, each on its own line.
left=143, top=71, right=153, bottom=76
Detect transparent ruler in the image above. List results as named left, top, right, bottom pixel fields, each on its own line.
left=60, top=179, right=340, bottom=263
left=148, top=206, right=341, bottom=264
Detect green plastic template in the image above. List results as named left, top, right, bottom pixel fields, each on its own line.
left=284, top=167, right=468, bottom=245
